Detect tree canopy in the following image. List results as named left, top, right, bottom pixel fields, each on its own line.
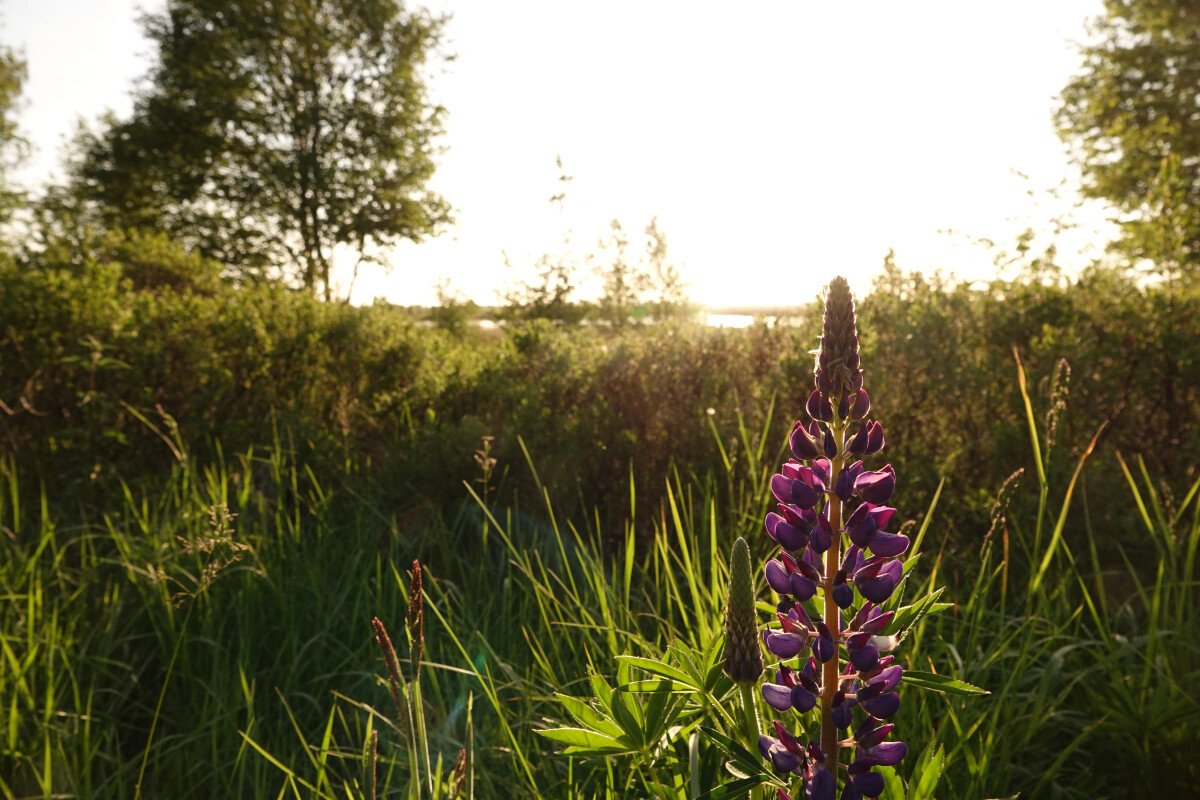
left=66, top=0, right=450, bottom=298
left=1057, top=0, right=1200, bottom=280
left=0, top=41, right=26, bottom=223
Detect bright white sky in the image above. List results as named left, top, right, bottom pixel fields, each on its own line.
left=5, top=0, right=1115, bottom=307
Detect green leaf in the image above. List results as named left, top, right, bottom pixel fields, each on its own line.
left=535, top=727, right=632, bottom=754
left=617, top=655, right=701, bottom=689
left=901, top=670, right=989, bottom=695
left=553, top=694, right=624, bottom=739
left=884, top=589, right=947, bottom=639
left=589, top=670, right=613, bottom=713
left=695, top=776, right=769, bottom=800
left=879, top=765, right=906, bottom=800
left=621, top=679, right=694, bottom=693
left=698, top=725, right=774, bottom=782
left=908, top=743, right=944, bottom=800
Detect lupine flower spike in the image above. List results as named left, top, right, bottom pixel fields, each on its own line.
left=756, top=278, right=908, bottom=799
left=725, top=537, right=766, bottom=745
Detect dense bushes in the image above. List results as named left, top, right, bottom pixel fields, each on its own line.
left=3, top=237, right=1198, bottom=551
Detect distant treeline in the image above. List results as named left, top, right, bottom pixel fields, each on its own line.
left=2, top=233, right=1197, bottom=557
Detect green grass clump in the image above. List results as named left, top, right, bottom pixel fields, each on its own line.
left=2, top=359, right=1197, bottom=797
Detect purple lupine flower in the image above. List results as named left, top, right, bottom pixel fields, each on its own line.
left=752, top=277, right=909, bottom=798
left=853, top=558, right=904, bottom=604
left=854, top=466, right=896, bottom=505
left=767, top=510, right=810, bottom=551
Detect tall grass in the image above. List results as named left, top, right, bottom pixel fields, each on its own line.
left=2, top=367, right=1197, bottom=798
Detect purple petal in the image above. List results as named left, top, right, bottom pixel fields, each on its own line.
left=866, top=421, right=885, bottom=454
left=858, top=721, right=893, bottom=750
left=770, top=748, right=802, bottom=774
left=862, top=609, right=894, bottom=635
left=806, top=766, right=835, bottom=800
left=849, top=640, right=879, bottom=670
left=861, top=691, right=901, bottom=719
left=810, top=515, right=834, bottom=553
left=849, top=389, right=871, bottom=420
left=770, top=474, right=795, bottom=505
left=766, top=512, right=807, bottom=551
left=765, top=630, right=808, bottom=659
left=758, top=734, right=777, bottom=759
left=789, top=421, right=821, bottom=460
left=868, top=531, right=910, bottom=557
left=847, top=422, right=871, bottom=456
left=855, top=559, right=903, bottom=604
left=806, top=389, right=832, bottom=422
left=854, top=467, right=896, bottom=505
left=867, top=740, right=908, bottom=766
left=868, top=505, right=897, bottom=530
left=868, top=664, right=903, bottom=693
left=762, top=683, right=793, bottom=711
left=765, top=559, right=791, bottom=594
left=790, top=683, right=818, bottom=712
left=850, top=770, right=884, bottom=797
left=789, top=572, right=817, bottom=601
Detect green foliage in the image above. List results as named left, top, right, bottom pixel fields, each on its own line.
left=1057, top=0, right=1200, bottom=279
left=62, top=0, right=450, bottom=297
left=0, top=37, right=26, bottom=224
left=5, top=364, right=1196, bottom=797
left=4, top=250, right=1199, bottom=555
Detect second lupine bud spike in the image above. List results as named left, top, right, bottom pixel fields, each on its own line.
left=815, top=276, right=863, bottom=403
left=724, top=537, right=764, bottom=683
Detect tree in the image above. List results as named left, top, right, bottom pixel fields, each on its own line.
left=67, top=0, right=450, bottom=298
left=0, top=40, right=26, bottom=224
left=501, top=158, right=588, bottom=324
left=1056, top=0, right=1200, bottom=281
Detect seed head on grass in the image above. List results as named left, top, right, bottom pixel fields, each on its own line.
left=371, top=616, right=404, bottom=719
left=407, top=560, right=425, bottom=680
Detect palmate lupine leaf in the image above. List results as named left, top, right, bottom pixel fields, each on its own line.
left=540, top=659, right=691, bottom=756
left=536, top=727, right=635, bottom=755
left=616, top=655, right=702, bottom=690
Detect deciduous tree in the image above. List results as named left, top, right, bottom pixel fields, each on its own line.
left=69, top=0, right=450, bottom=298
left=1057, top=0, right=1200, bottom=280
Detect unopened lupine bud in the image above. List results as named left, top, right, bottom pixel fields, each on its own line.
left=814, top=277, right=863, bottom=403
left=835, top=460, right=865, bottom=502
left=724, top=538, right=764, bottom=683
left=848, top=388, right=871, bottom=420
left=812, top=622, right=835, bottom=663
left=822, top=427, right=838, bottom=458
left=806, top=389, right=833, bottom=422
left=790, top=421, right=822, bottom=460
left=847, top=420, right=885, bottom=457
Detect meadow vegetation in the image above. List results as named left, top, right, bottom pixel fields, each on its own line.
left=2, top=233, right=1198, bottom=798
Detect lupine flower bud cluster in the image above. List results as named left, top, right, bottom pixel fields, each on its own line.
left=755, top=277, right=908, bottom=800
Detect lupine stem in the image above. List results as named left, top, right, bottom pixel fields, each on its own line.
left=739, top=682, right=761, bottom=751
left=820, top=420, right=846, bottom=776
